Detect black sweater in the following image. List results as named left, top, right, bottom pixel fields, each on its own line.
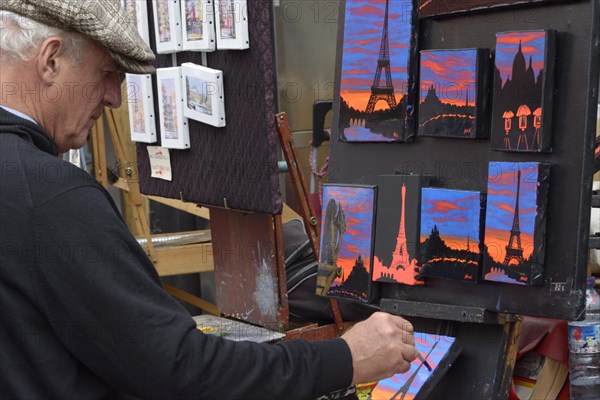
left=0, top=107, right=353, bottom=400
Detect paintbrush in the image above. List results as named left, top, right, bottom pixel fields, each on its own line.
left=416, top=352, right=432, bottom=371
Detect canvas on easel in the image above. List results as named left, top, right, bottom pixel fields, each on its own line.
left=419, top=188, right=485, bottom=283
left=490, top=30, right=556, bottom=152
left=373, top=175, right=429, bottom=286
left=370, top=333, right=460, bottom=400
left=418, top=48, right=490, bottom=139
left=336, top=0, right=418, bottom=142
left=316, top=184, right=377, bottom=303
left=483, top=161, right=550, bottom=285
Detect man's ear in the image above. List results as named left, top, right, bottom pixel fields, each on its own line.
left=36, top=37, right=65, bottom=83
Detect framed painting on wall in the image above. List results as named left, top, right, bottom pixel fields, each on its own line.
left=336, top=0, right=418, bottom=142
left=372, top=174, right=429, bottom=286
left=157, top=67, right=190, bottom=149
left=483, top=161, right=550, bottom=286
left=121, top=0, right=151, bottom=46
left=490, top=30, right=556, bottom=152
left=214, top=0, right=250, bottom=50
left=419, top=188, right=485, bottom=283
left=418, top=48, right=490, bottom=139
left=125, top=73, right=157, bottom=143
left=181, top=63, right=226, bottom=127
left=181, top=0, right=216, bottom=51
left=316, top=184, right=377, bottom=303
left=152, top=0, right=183, bottom=54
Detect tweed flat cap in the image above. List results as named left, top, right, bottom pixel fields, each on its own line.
left=0, top=0, right=155, bottom=73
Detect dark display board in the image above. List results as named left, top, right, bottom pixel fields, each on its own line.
left=330, top=0, right=599, bottom=319
left=137, top=0, right=282, bottom=214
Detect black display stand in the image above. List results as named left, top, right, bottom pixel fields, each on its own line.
left=330, top=0, right=600, bottom=321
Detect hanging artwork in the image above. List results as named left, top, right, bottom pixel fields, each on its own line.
left=125, top=73, right=157, bottom=143
left=373, top=175, right=429, bottom=286
left=418, top=48, right=490, bottom=139
left=336, top=0, right=418, bottom=142
left=214, top=0, right=250, bottom=50
left=483, top=161, right=550, bottom=285
left=181, top=63, right=226, bottom=127
left=418, top=0, right=555, bottom=18
left=371, top=333, right=460, bottom=400
left=121, top=0, right=151, bottom=45
left=490, top=30, right=556, bottom=152
left=152, top=0, right=183, bottom=54
left=316, top=184, right=377, bottom=303
left=419, top=188, right=485, bottom=283
left=181, top=0, right=216, bottom=51
left=156, top=67, right=190, bottom=149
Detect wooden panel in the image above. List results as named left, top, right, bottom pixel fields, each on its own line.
left=210, top=208, right=288, bottom=330
left=153, top=242, right=214, bottom=276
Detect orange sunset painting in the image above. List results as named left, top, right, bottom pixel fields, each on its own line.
left=337, top=0, right=416, bottom=142
left=483, top=161, right=550, bottom=286
left=419, top=188, right=483, bottom=283
left=371, top=333, right=458, bottom=400
left=418, top=48, right=489, bottom=139
left=316, top=185, right=376, bottom=303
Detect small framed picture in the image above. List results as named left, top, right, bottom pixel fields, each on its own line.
left=121, top=0, right=151, bottom=46
left=214, top=0, right=249, bottom=50
left=181, top=0, right=216, bottom=51
left=181, top=62, right=226, bottom=127
left=125, top=74, right=157, bottom=143
left=152, top=0, right=183, bottom=54
left=156, top=67, right=190, bottom=149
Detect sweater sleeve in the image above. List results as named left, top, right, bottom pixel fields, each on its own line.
left=31, top=185, right=353, bottom=399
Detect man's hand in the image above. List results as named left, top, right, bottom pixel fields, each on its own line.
left=341, top=312, right=418, bottom=384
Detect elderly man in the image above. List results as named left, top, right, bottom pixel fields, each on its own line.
left=0, top=1, right=417, bottom=399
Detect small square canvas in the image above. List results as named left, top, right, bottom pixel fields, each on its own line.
left=419, top=188, right=485, bottom=283
left=121, top=0, right=150, bottom=46
left=491, top=30, right=556, bottom=152
left=125, top=73, right=157, bottom=143
left=336, top=0, right=418, bottom=142
left=181, top=63, right=226, bottom=127
left=373, top=175, right=429, bottom=286
left=153, top=0, right=183, bottom=54
left=418, top=48, right=490, bottom=139
left=157, top=67, right=190, bottom=149
left=214, top=0, right=249, bottom=50
left=483, top=162, right=550, bottom=285
left=316, top=184, right=377, bottom=303
left=371, top=333, right=459, bottom=400
left=181, top=0, right=216, bottom=51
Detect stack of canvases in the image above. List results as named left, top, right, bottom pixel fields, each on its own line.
left=122, top=0, right=250, bottom=150
left=316, top=0, right=556, bottom=305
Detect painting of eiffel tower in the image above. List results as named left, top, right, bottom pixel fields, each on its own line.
left=503, top=170, right=525, bottom=265
left=373, top=175, right=428, bottom=285
left=336, top=0, right=417, bottom=142
left=365, top=0, right=396, bottom=114
left=483, top=161, right=550, bottom=285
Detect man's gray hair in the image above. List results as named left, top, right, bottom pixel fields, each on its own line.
left=0, top=10, right=89, bottom=64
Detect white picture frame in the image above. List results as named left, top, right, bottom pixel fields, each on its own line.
left=125, top=74, right=157, bottom=143
left=152, top=0, right=183, bottom=54
left=181, top=62, right=226, bottom=127
left=157, top=67, right=191, bottom=149
left=181, top=0, right=216, bottom=51
left=214, top=0, right=249, bottom=50
left=121, top=0, right=151, bottom=46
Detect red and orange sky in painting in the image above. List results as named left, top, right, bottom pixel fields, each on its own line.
left=495, top=31, right=546, bottom=86
left=340, top=0, right=413, bottom=112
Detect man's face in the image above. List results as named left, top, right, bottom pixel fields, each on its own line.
left=49, top=40, right=122, bottom=152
